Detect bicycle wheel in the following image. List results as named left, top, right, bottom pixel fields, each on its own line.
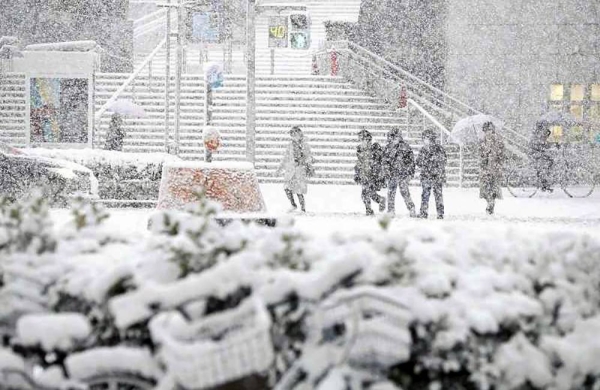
left=561, top=165, right=596, bottom=198
left=506, top=166, right=538, bottom=198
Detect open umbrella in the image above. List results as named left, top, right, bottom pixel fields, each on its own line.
left=450, top=114, right=503, bottom=145
left=107, top=99, right=146, bottom=118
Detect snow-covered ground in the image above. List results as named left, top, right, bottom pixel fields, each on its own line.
left=51, top=184, right=600, bottom=236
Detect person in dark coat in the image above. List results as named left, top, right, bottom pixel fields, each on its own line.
left=354, top=129, right=386, bottom=216
left=416, top=129, right=446, bottom=219
left=104, top=113, right=125, bottom=151
left=276, top=126, right=315, bottom=212
left=529, top=120, right=553, bottom=192
left=383, top=128, right=416, bottom=217
left=479, top=122, right=506, bottom=215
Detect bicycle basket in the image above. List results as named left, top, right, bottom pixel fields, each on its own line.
left=150, top=297, right=274, bottom=389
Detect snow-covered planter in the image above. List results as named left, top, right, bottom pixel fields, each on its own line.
left=25, top=148, right=181, bottom=200
left=150, top=297, right=274, bottom=389
left=157, top=161, right=267, bottom=213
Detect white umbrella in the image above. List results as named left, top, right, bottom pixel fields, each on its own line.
left=450, top=114, right=503, bottom=145
left=538, top=111, right=578, bottom=127
left=107, top=99, right=146, bottom=118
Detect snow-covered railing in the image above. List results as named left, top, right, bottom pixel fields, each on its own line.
left=320, top=40, right=529, bottom=156
left=133, top=9, right=167, bottom=39
left=93, top=37, right=167, bottom=147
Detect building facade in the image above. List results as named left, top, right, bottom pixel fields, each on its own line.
left=358, top=0, right=600, bottom=140
left=446, top=0, right=600, bottom=140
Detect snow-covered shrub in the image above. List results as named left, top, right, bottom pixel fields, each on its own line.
left=1, top=192, right=600, bottom=390
left=25, top=148, right=180, bottom=200
left=0, top=192, right=56, bottom=255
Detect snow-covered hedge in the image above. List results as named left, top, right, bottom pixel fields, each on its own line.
left=0, top=193, right=599, bottom=389
left=24, top=148, right=182, bottom=201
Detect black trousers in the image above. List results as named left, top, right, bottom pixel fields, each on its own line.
left=420, top=180, right=444, bottom=218
left=388, top=176, right=415, bottom=213
left=361, top=185, right=384, bottom=211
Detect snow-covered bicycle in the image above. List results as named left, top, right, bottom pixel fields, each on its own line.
left=506, top=144, right=596, bottom=198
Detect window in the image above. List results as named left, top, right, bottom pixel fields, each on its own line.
left=549, top=126, right=563, bottom=143
left=550, top=84, right=563, bottom=101
left=591, top=84, right=600, bottom=101
left=570, top=84, right=584, bottom=101
left=570, top=105, right=583, bottom=120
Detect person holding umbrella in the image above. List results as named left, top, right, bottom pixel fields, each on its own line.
left=104, top=99, right=146, bottom=152
left=479, top=121, right=506, bottom=215
left=104, top=112, right=125, bottom=151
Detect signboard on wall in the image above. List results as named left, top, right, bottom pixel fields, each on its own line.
left=30, top=78, right=89, bottom=144
left=268, top=16, right=288, bottom=48
left=192, top=12, right=220, bottom=43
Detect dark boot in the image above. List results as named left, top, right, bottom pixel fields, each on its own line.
left=285, top=189, right=297, bottom=210
left=297, top=194, right=306, bottom=212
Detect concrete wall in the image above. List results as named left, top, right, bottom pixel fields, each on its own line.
left=445, top=0, right=600, bottom=135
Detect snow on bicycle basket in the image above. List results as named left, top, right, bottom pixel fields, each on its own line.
left=314, top=286, right=413, bottom=369
left=150, top=297, right=274, bottom=389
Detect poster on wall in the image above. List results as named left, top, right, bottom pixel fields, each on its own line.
left=191, top=12, right=220, bottom=43
left=30, top=78, right=89, bottom=144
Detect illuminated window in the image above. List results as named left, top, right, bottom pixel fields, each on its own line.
left=592, top=84, right=600, bottom=101
left=550, top=84, right=564, bottom=101
left=570, top=105, right=583, bottom=120
left=570, top=84, right=584, bottom=101
left=549, top=126, right=563, bottom=142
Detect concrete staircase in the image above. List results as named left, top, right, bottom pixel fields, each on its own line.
left=0, top=73, right=28, bottom=147
left=94, top=73, right=478, bottom=186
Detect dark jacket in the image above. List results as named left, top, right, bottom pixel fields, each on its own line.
left=355, top=142, right=385, bottom=190
left=416, top=141, right=447, bottom=184
left=383, top=137, right=415, bottom=181
left=105, top=114, right=125, bottom=151
left=480, top=133, right=506, bottom=199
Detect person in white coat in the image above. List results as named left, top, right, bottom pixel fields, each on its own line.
left=276, top=127, right=315, bottom=212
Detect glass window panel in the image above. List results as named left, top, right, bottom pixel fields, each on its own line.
left=592, top=84, right=600, bottom=101
left=570, top=104, right=583, bottom=119
left=569, top=126, right=584, bottom=142
left=570, top=84, right=584, bottom=101
left=550, top=84, right=563, bottom=101
left=550, top=125, right=563, bottom=142
left=591, top=104, right=600, bottom=119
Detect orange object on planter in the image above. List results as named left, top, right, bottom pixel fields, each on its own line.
left=203, top=127, right=221, bottom=152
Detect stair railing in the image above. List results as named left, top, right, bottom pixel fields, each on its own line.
left=93, top=37, right=167, bottom=148
left=133, top=9, right=168, bottom=39
left=319, top=40, right=529, bottom=157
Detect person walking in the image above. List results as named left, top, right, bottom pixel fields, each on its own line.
left=104, top=113, right=125, bottom=151
left=354, top=129, right=386, bottom=216
left=479, top=121, right=506, bottom=215
left=416, top=129, right=446, bottom=219
left=276, top=126, right=315, bottom=213
left=383, top=128, right=416, bottom=217
left=529, top=120, right=553, bottom=192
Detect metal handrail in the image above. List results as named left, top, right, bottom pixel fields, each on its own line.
left=326, top=40, right=529, bottom=148
left=93, top=38, right=167, bottom=146
left=132, top=9, right=167, bottom=29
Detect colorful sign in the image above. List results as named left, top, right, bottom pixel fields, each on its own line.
left=30, top=78, right=88, bottom=144
left=192, top=12, right=220, bottom=43
left=268, top=16, right=288, bottom=48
